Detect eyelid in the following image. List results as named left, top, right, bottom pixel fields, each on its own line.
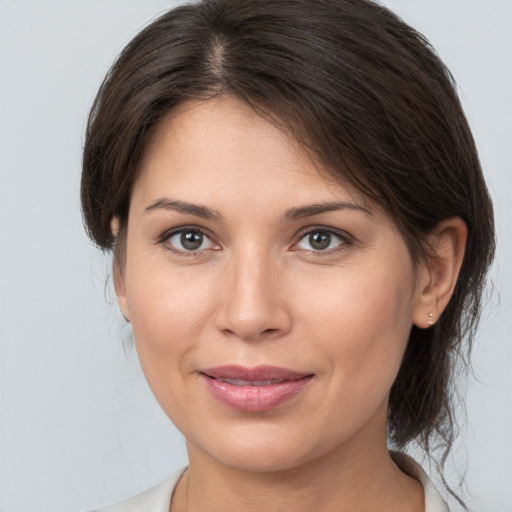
left=291, top=226, right=354, bottom=252
left=156, top=225, right=221, bottom=254
left=155, top=224, right=354, bottom=255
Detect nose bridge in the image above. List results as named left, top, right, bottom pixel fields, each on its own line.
left=216, top=243, right=290, bottom=340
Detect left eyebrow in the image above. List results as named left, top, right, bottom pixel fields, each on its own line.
left=284, top=201, right=372, bottom=221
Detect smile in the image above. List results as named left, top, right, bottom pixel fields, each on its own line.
left=200, top=365, right=314, bottom=412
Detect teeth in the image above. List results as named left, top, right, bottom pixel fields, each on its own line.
left=219, top=378, right=281, bottom=386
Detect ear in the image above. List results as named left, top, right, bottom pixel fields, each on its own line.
left=110, top=217, right=130, bottom=322
left=413, top=217, right=467, bottom=328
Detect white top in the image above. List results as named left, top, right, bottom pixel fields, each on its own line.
left=92, top=453, right=449, bottom=512
left=93, top=469, right=186, bottom=512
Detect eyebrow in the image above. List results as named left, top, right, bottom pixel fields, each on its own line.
left=284, top=201, right=372, bottom=220
left=145, top=198, right=370, bottom=222
left=145, top=198, right=222, bottom=220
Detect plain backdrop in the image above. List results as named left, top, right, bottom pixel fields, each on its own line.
left=0, top=1, right=511, bottom=511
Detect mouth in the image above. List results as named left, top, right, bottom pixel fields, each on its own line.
left=199, top=365, right=314, bottom=412
left=209, top=377, right=298, bottom=386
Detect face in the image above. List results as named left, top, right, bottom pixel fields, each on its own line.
left=115, top=97, right=428, bottom=473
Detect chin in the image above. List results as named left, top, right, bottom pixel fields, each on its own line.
left=184, top=420, right=345, bottom=475
left=199, top=443, right=315, bottom=474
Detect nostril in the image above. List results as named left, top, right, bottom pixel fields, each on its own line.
left=257, top=328, right=284, bottom=340
left=222, top=326, right=281, bottom=340
left=215, top=298, right=293, bottom=340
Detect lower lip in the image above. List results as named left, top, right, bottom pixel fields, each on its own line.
left=201, top=375, right=313, bottom=412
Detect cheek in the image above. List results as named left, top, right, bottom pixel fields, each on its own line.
left=299, top=259, right=416, bottom=396
left=127, top=254, right=212, bottom=329
left=124, top=261, right=217, bottom=389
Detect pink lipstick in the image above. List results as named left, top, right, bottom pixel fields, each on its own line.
left=200, top=365, right=313, bottom=412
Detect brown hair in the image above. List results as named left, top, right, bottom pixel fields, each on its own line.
left=81, top=0, right=495, bottom=498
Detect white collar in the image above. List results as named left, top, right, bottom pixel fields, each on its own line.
left=391, top=451, right=450, bottom=512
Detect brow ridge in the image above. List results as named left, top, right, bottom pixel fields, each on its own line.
left=284, top=201, right=371, bottom=220
left=145, top=198, right=222, bottom=220
left=145, top=198, right=369, bottom=222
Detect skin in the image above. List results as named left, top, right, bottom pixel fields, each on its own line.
left=114, top=96, right=467, bottom=512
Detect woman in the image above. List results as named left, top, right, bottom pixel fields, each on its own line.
left=81, top=0, right=495, bottom=510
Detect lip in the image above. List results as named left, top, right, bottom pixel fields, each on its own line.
left=200, top=365, right=314, bottom=412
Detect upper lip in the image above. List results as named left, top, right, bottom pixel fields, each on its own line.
left=200, top=365, right=312, bottom=383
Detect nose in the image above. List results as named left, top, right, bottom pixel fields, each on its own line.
left=214, top=248, right=292, bottom=341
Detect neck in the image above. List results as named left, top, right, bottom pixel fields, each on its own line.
left=171, top=436, right=424, bottom=512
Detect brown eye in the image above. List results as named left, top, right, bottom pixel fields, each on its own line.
left=166, top=229, right=218, bottom=252
left=294, top=229, right=349, bottom=252
left=181, top=231, right=204, bottom=250
left=309, top=231, right=331, bottom=250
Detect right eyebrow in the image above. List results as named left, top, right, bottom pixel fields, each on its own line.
left=144, top=198, right=222, bottom=221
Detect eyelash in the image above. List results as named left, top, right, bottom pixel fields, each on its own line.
left=157, top=226, right=354, bottom=256
left=292, top=227, right=354, bottom=255
left=157, top=226, right=220, bottom=257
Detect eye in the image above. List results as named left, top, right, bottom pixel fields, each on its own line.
left=164, top=228, right=219, bottom=253
left=294, top=229, right=349, bottom=252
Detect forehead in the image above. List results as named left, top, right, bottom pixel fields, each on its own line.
left=134, top=96, right=371, bottom=211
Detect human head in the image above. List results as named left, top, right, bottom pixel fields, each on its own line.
left=81, top=0, right=494, bottom=455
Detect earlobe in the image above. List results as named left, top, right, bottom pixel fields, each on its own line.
left=413, top=217, right=467, bottom=329
left=113, top=262, right=130, bottom=322
left=110, top=216, right=121, bottom=239
left=110, top=216, right=131, bottom=322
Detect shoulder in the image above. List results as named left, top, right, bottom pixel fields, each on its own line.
left=90, top=468, right=187, bottom=512
left=390, top=452, right=450, bottom=512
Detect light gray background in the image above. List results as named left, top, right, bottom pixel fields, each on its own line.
left=0, top=1, right=510, bottom=511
